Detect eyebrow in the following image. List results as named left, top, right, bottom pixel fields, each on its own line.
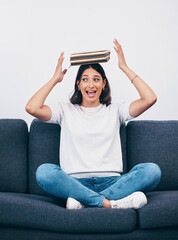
left=82, top=74, right=101, bottom=77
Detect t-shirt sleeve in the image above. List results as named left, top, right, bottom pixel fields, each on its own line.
left=118, top=101, right=134, bottom=124
left=44, top=102, right=64, bottom=125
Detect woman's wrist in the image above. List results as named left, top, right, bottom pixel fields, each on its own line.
left=120, top=65, right=139, bottom=83
left=120, top=64, right=129, bottom=72
left=51, top=76, right=60, bottom=85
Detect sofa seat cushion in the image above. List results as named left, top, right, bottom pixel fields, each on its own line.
left=0, top=193, right=137, bottom=233
left=138, top=191, right=178, bottom=229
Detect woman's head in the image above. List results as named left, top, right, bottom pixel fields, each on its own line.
left=69, top=63, right=111, bottom=107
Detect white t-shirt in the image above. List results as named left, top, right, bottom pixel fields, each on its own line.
left=45, top=101, right=134, bottom=178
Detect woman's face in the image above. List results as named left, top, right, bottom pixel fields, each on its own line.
left=77, top=67, right=106, bottom=107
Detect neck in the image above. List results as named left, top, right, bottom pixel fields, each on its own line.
left=80, top=101, right=101, bottom=108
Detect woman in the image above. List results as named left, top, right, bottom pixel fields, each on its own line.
left=26, top=38, right=161, bottom=209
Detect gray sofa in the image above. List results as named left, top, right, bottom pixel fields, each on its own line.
left=0, top=118, right=178, bottom=240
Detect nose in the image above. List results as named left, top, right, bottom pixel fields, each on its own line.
left=88, top=80, right=94, bottom=88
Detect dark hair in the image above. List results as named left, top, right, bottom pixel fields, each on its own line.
left=69, top=63, right=112, bottom=106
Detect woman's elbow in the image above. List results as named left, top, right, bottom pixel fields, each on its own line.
left=148, top=95, right=157, bottom=106
left=152, top=95, right=157, bottom=104
left=25, top=104, right=35, bottom=115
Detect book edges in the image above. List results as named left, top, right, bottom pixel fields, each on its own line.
left=70, top=50, right=110, bottom=66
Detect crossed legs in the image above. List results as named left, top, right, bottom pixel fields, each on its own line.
left=36, top=163, right=161, bottom=208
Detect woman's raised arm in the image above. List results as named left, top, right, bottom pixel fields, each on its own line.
left=113, top=38, right=157, bottom=118
left=25, top=52, right=67, bottom=121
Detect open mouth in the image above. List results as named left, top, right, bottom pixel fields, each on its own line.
left=86, top=91, right=97, bottom=97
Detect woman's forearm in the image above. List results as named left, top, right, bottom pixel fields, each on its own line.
left=25, top=52, right=67, bottom=120
left=121, top=66, right=157, bottom=104
left=25, top=77, right=58, bottom=114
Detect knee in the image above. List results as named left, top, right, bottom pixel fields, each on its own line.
left=36, top=163, right=61, bottom=185
left=36, top=163, right=49, bottom=184
left=144, top=163, right=162, bottom=184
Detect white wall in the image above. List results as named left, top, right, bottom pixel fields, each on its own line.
left=0, top=0, right=178, bottom=127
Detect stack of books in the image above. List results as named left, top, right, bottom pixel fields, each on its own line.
left=70, top=50, right=110, bottom=66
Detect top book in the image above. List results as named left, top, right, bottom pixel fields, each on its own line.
left=70, top=50, right=110, bottom=66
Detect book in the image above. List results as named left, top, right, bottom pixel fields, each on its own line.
left=70, top=50, right=110, bottom=66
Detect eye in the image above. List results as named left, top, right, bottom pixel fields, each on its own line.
left=94, top=78, right=100, bottom=81
left=82, top=78, right=87, bottom=82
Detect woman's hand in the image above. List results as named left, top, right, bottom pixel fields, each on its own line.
left=52, top=52, right=67, bottom=82
left=113, top=38, right=128, bottom=70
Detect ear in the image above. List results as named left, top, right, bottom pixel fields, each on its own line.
left=77, top=80, right=79, bottom=87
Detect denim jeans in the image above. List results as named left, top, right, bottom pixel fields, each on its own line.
left=36, top=163, right=161, bottom=207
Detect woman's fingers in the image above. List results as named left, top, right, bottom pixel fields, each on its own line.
left=63, top=69, right=67, bottom=75
left=113, top=39, right=124, bottom=59
left=57, top=52, right=65, bottom=69
left=58, top=52, right=64, bottom=62
left=113, top=38, right=127, bottom=69
left=113, top=46, right=119, bottom=54
left=52, top=52, right=67, bottom=82
left=113, top=38, right=122, bottom=48
left=113, top=39, right=122, bottom=53
left=113, top=38, right=121, bottom=47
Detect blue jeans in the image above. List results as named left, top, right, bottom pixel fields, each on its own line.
left=36, top=163, right=161, bottom=207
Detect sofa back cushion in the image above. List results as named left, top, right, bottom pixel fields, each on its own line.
left=28, top=119, right=127, bottom=196
left=0, top=119, right=28, bottom=192
left=28, top=119, right=61, bottom=195
left=126, top=120, right=178, bottom=190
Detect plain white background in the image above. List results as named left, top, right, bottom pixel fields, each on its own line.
left=0, top=0, right=178, bottom=127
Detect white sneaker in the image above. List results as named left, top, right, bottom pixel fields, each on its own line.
left=66, top=197, right=84, bottom=210
left=110, top=192, right=147, bottom=209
